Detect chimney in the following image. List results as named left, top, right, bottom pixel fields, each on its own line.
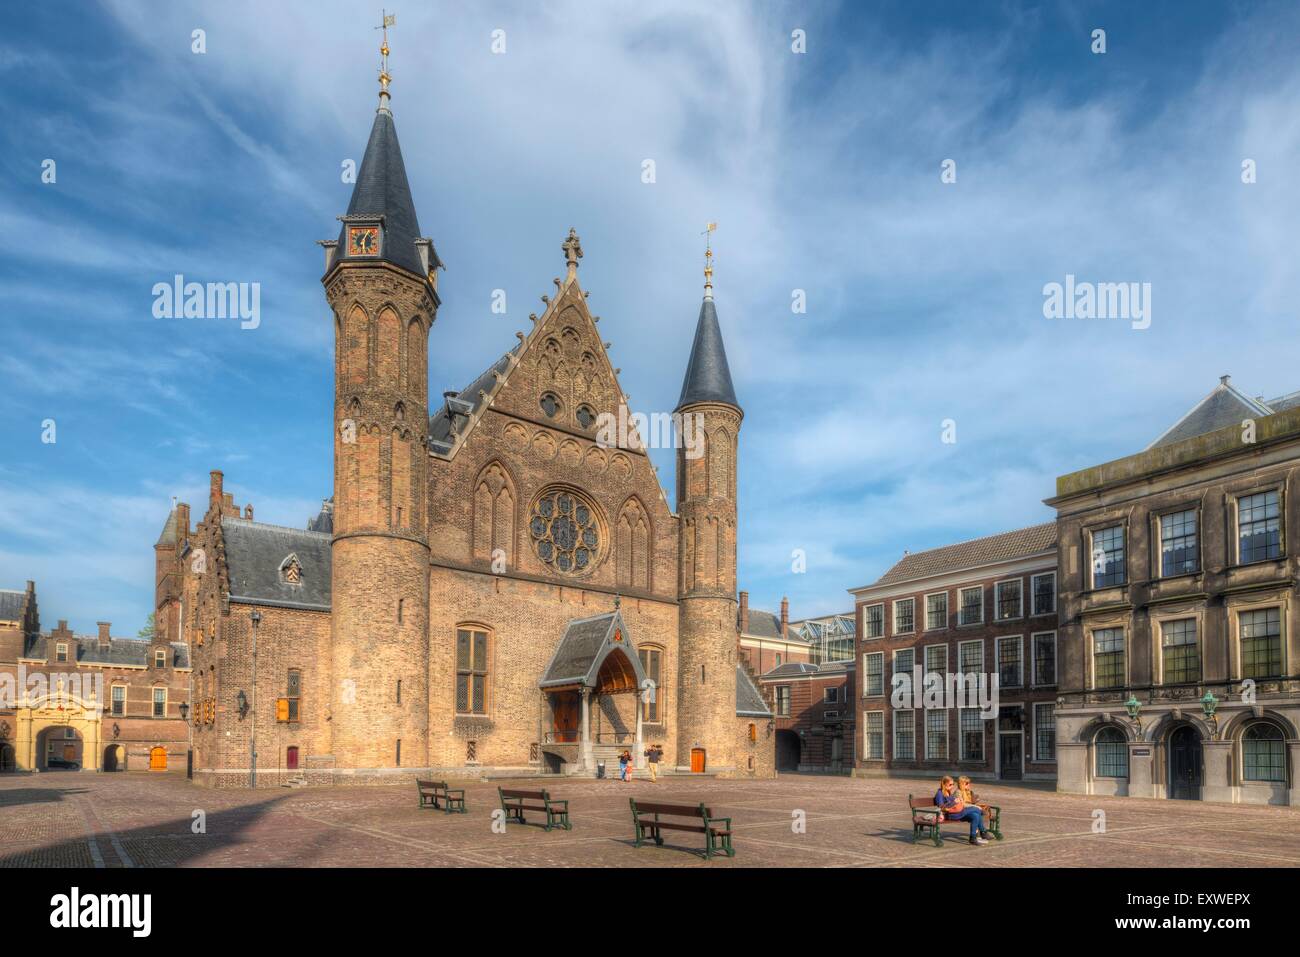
left=96, top=621, right=111, bottom=647
left=177, top=502, right=190, bottom=536
left=738, top=591, right=750, bottom=632
left=780, top=596, right=789, bottom=637
left=209, top=470, right=224, bottom=508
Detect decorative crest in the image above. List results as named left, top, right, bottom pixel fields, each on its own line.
left=702, top=222, right=717, bottom=299
left=563, top=227, right=583, bottom=280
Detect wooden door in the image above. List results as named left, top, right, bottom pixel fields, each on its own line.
left=690, top=748, right=706, bottom=773
left=551, top=692, right=579, bottom=743
left=1169, top=727, right=1202, bottom=800
left=286, top=746, right=299, bottom=771
left=149, top=747, right=167, bottom=771
left=62, top=744, right=75, bottom=762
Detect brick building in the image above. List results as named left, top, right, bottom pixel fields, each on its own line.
left=1049, top=376, right=1300, bottom=805
left=164, top=41, right=771, bottom=788
left=738, top=593, right=812, bottom=674
left=850, top=526, right=1059, bottom=783
left=0, top=581, right=192, bottom=774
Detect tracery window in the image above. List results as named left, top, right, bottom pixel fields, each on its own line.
left=529, top=488, right=601, bottom=574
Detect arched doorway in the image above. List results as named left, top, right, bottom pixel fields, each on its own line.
left=103, top=744, right=125, bottom=772
left=36, top=726, right=83, bottom=770
left=0, top=743, right=14, bottom=772
left=1167, top=725, right=1203, bottom=800
left=775, top=730, right=801, bottom=772
left=690, top=748, right=706, bottom=773
left=149, top=746, right=168, bottom=771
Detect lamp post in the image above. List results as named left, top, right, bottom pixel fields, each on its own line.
left=1200, top=690, right=1219, bottom=733
left=249, top=610, right=261, bottom=789
left=1124, top=694, right=1142, bottom=734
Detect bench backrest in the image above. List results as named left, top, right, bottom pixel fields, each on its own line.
left=633, top=800, right=710, bottom=818
left=417, top=780, right=436, bottom=790
left=908, top=795, right=939, bottom=810
left=500, top=788, right=548, bottom=800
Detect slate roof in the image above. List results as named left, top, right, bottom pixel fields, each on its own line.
left=156, top=508, right=179, bottom=547
left=540, top=611, right=645, bottom=688
left=24, top=635, right=190, bottom=669
left=871, top=522, right=1058, bottom=587
left=327, top=109, right=427, bottom=278
left=741, top=608, right=788, bottom=641
left=1148, top=377, right=1274, bottom=450
left=221, top=518, right=332, bottom=611
left=0, top=589, right=26, bottom=622
left=759, top=660, right=853, bottom=680
left=677, top=297, right=739, bottom=411
left=736, top=665, right=772, bottom=717
left=428, top=349, right=518, bottom=451
left=306, top=499, right=334, bottom=534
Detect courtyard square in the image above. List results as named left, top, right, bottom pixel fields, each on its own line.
left=1, top=771, right=1297, bottom=868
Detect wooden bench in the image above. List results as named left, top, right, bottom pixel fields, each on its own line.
left=497, top=787, right=571, bottom=831
left=630, top=799, right=734, bottom=859
left=417, top=779, right=466, bottom=814
left=908, top=794, right=1003, bottom=847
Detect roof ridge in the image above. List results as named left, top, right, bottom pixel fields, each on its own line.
left=222, top=517, right=331, bottom=537
left=896, top=520, right=1056, bottom=559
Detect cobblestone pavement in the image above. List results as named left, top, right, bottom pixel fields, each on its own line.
left=1, top=771, right=1297, bottom=867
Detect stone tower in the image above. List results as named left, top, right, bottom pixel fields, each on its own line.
left=675, top=250, right=742, bottom=773
left=321, top=35, right=439, bottom=771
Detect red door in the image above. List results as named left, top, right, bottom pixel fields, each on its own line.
left=690, top=748, right=706, bottom=773
left=286, top=746, right=299, bottom=770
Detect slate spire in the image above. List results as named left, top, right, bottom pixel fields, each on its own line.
left=676, top=226, right=739, bottom=411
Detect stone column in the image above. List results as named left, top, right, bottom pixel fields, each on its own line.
left=580, top=687, right=592, bottom=771
left=16, top=710, right=32, bottom=771
left=1128, top=738, right=1154, bottom=798
left=1203, top=740, right=1234, bottom=804
left=1287, top=741, right=1300, bottom=807
left=635, top=700, right=644, bottom=769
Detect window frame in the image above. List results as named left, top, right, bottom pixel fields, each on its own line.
left=862, top=652, right=884, bottom=698
left=1241, top=721, right=1287, bottom=783
left=638, top=644, right=664, bottom=723
left=152, top=686, right=167, bottom=719
left=111, top=684, right=126, bottom=717
left=994, top=577, right=1023, bottom=621
left=863, top=710, right=884, bottom=761
left=957, top=639, right=984, bottom=679
left=1233, top=487, right=1284, bottom=566
left=1030, top=571, right=1056, bottom=616
left=775, top=685, right=791, bottom=717
left=1090, top=626, right=1127, bottom=690
left=1235, top=605, right=1284, bottom=681
left=958, top=586, right=984, bottom=626
left=923, top=643, right=948, bottom=677
left=1155, top=507, right=1201, bottom=578
left=1157, top=617, right=1201, bottom=686
left=893, top=598, right=916, bottom=636
left=1094, top=726, right=1128, bottom=778
left=925, top=709, right=948, bottom=761
left=893, top=709, right=916, bottom=760
left=1031, top=631, right=1057, bottom=687
left=923, top=591, right=948, bottom=632
left=1089, top=523, right=1127, bottom=589
left=455, top=624, right=492, bottom=716
left=996, top=635, right=1023, bottom=689
left=862, top=603, right=885, bottom=641
left=959, top=707, right=984, bottom=761
left=1033, top=702, right=1056, bottom=762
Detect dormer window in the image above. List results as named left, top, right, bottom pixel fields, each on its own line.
left=154, top=649, right=167, bottom=669
left=55, top=643, right=68, bottom=663
left=280, top=553, right=303, bottom=585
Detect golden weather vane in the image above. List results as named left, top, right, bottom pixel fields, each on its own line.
left=702, top=222, right=717, bottom=297
left=376, top=10, right=396, bottom=103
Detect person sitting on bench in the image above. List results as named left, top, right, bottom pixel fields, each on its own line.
left=935, top=776, right=986, bottom=846
left=957, top=775, right=995, bottom=841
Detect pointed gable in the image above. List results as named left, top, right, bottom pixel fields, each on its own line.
left=1148, top=376, right=1274, bottom=450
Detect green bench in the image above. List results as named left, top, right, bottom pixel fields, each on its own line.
left=630, top=799, right=733, bottom=859
left=908, top=794, right=1003, bottom=847
left=417, top=779, right=466, bottom=814
left=497, top=787, right=571, bottom=831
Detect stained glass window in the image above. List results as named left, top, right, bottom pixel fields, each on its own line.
left=530, top=488, right=601, bottom=574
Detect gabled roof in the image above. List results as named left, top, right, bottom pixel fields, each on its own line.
left=868, top=522, right=1057, bottom=588
left=24, top=635, right=190, bottom=669
left=0, top=589, right=26, bottom=622
left=327, top=108, right=427, bottom=278
left=540, top=611, right=645, bottom=689
left=736, top=665, right=771, bottom=717
left=741, top=608, right=788, bottom=641
left=1148, top=376, right=1275, bottom=450
left=677, top=297, right=739, bottom=411
left=221, top=518, right=332, bottom=611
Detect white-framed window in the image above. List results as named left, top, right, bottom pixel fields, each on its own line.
left=893, top=598, right=915, bottom=635
left=1031, top=571, right=1056, bottom=616
left=55, top=643, right=68, bottom=663
left=1157, top=509, right=1200, bottom=577
left=959, top=586, right=983, bottom=625
left=863, top=603, right=884, bottom=640
left=924, top=591, right=948, bottom=631
left=924, top=643, right=947, bottom=675
left=893, top=647, right=914, bottom=684
left=155, top=648, right=167, bottom=668
left=824, top=687, right=839, bottom=704
left=775, top=685, right=791, bottom=716
left=864, top=711, right=884, bottom=760
left=959, top=708, right=984, bottom=760
left=152, top=687, right=167, bottom=718
left=1236, top=489, right=1282, bottom=565
left=1034, top=702, right=1056, bottom=761
left=894, top=709, right=915, bottom=760
left=863, top=652, right=884, bottom=697
left=1092, top=627, right=1126, bottom=689
left=958, top=639, right=984, bottom=679
left=111, top=685, right=126, bottom=717
left=925, top=709, right=948, bottom=760
left=1032, top=631, right=1057, bottom=686
left=996, top=635, right=1023, bottom=688
left=995, top=578, right=1023, bottom=620
left=1090, top=524, right=1126, bottom=588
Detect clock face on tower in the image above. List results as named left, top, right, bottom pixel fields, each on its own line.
left=347, top=225, right=380, bottom=257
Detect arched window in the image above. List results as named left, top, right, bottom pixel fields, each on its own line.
left=1095, top=726, right=1128, bottom=778
left=1243, top=722, right=1286, bottom=783
left=456, top=626, right=490, bottom=715
left=638, top=645, right=663, bottom=723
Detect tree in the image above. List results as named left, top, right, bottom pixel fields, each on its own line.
left=138, top=612, right=155, bottom=640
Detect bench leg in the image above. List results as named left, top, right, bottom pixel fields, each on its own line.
left=633, top=821, right=644, bottom=848
left=932, top=825, right=943, bottom=848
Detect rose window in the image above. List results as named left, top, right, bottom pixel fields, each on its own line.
left=530, top=488, right=601, bottom=574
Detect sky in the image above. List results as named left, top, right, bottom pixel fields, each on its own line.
left=1, top=0, right=1299, bottom=633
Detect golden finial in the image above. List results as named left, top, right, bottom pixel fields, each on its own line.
left=376, top=10, right=396, bottom=111
left=702, top=222, right=717, bottom=300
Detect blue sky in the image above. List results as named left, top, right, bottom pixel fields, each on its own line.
left=2, top=0, right=1299, bottom=633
